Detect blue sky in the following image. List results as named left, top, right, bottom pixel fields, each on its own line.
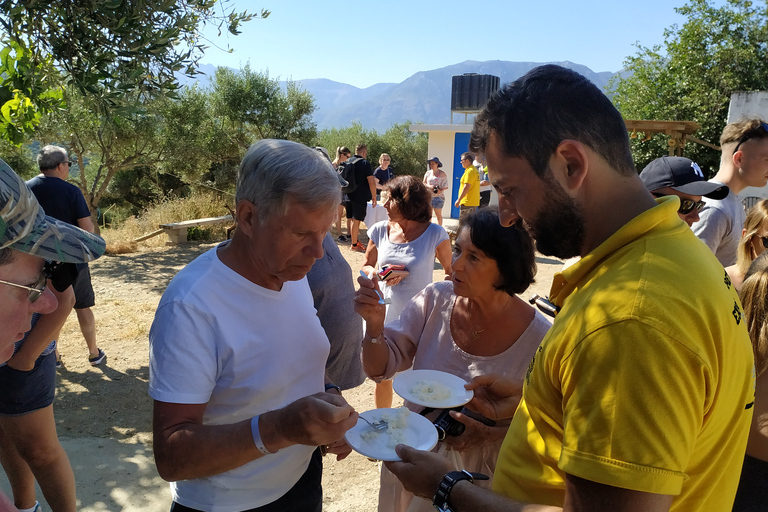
left=198, top=0, right=700, bottom=88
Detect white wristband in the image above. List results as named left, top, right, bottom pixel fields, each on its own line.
left=250, top=415, right=273, bottom=455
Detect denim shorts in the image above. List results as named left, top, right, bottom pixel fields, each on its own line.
left=0, top=351, right=56, bottom=416
left=431, top=196, right=445, bottom=210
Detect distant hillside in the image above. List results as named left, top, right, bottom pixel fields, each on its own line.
left=181, top=60, right=619, bottom=132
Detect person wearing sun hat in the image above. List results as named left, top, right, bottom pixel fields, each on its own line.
left=639, top=156, right=729, bottom=227
left=0, top=158, right=105, bottom=512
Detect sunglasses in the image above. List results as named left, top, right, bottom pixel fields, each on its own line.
left=652, top=193, right=706, bottom=215
left=0, top=263, right=53, bottom=303
left=761, top=236, right=768, bottom=249
left=734, top=122, right=768, bottom=153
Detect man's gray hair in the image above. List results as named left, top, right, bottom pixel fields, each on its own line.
left=37, top=145, right=68, bottom=171
left=236, top=139, right=342, bottom=224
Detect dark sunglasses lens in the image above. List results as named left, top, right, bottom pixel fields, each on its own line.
left=762, top=237, right=768, bottom=249
left=678, top=199, right=695, bottom=214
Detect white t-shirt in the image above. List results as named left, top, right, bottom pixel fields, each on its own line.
left=149, top=244, right=329, bottom=512
left=692, top=186, right=745, bottom=266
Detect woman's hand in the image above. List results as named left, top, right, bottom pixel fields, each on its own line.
left=384, top=274, right=404, bottom=286
left=465, top=374, right=523, bottom=421
left=442, top=411, right=508, bottom=452
left=354, top=273, right=386, bottom=335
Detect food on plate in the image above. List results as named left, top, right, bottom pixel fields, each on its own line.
left=359, top=407, right=411, bottom=448
left=409, top=380, right=451, bottom=402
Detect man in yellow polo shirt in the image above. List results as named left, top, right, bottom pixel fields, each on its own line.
left=454, top=152, right=480, bottom=219
left=384, top=65, right=754, bottom=512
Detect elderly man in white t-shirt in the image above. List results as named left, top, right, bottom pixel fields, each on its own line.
left=149, top=140, right=358, bottom=512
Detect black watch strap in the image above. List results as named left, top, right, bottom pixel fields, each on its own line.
left=324, top=383, right=341, bottom=394
left=433, top=470, right=489, bottom=512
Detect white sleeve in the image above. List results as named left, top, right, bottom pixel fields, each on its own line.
left=148, top=301, right=219, bottom=404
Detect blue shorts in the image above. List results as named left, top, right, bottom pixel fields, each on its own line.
left=0, top=351, right=56, bottom=416
left=431, top=196, right=445, bottom=210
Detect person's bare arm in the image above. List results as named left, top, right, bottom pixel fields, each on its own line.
left=361, top=240, right=379, bottom=277
left=6, top=285, right=75, bottom=371
left=386, top=446, right=673, bottom=512
left=354, top=273, right=389, bottom=378
left=153, top=393, right=358, bottom=482
left=76, top=216, right=95, bottom=234
left=367, top=175, right=377, bottom=206
left=435, top=239, right=452, bottom=279
left=454, top=183, right=470, bottom=207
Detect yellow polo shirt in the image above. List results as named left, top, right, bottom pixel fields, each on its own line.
left=493, top=196, right=755, bottom=510
left=459, top=165, right=480, bottom=207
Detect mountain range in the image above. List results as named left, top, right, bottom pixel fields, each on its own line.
left=189, top=60, right=618, bottom=132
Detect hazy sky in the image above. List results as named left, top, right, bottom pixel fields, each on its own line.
left=198, top=0, right=706, bottom=88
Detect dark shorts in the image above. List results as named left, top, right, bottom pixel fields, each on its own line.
left=73, top=264, right=95, bottom=309
left=459, top=205, right=477, bottom=221
left=345, top=198, right=367, bottom=222
left=170, top=448, right=323, bottom=512
left=479, top=190, right=491, bottom=208
left=0, top=351, right=56, bottom=416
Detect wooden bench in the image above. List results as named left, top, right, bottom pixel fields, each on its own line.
left=160, top=215, right=234, bottom=244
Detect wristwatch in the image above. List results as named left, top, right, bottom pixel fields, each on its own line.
left=433, top=470, right=489, bottom=512
left=366, top=334, right=381, bottom=344
left=324, top=383, right=341, bottom=395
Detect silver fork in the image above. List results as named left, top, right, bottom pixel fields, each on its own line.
left=359, top=416, right=388, bottom=430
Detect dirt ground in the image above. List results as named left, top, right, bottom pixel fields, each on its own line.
left=2, top=227, right=562, bottom=511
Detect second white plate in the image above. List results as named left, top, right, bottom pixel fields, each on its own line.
left=393, top=369, right=474, bottom=408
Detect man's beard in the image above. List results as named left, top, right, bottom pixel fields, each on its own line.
left=526, top=172, right=585, bottom=259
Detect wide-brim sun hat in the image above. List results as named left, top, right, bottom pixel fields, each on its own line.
left=1, top=159, right=106, bottom=263
left=427, top=157, right=442, bottom=168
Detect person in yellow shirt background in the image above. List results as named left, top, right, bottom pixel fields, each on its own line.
left=454, top=152, right=480, bottom=219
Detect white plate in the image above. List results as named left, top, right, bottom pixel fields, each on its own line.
left=393, top=369, right=474, bottom=408
left=345, top=408, right=438, bottom=461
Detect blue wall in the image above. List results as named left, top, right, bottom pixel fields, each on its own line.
left=451, top=132, right=471, bottom=219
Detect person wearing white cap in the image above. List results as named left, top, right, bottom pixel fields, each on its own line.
left=638, top=156, right=729, bottom=227
left=0, top=159, right=105, bottom=512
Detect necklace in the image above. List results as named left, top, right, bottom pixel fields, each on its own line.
left=469, top=296, right=511, bottom=340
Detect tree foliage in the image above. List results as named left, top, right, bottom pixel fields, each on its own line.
left=0, top=0, right=269, bottom=141
left=609, top=0, right=768, bottom=175
left=314, top=122, right=429, bottom=178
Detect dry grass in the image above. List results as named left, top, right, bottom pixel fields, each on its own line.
left=101, top=194, right=232, bottom=249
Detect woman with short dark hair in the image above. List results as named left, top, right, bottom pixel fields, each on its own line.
left=355, top=207, right=549, bottom=512
left=361, top=175, right=453, bottom=408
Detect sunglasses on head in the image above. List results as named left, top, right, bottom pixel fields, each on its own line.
left=734, top=122, right=768, bottom=153
left=652, top=193, right=706, bottom=215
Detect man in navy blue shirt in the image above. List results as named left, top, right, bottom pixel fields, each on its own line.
left=27, top=145, right=106, bottom=368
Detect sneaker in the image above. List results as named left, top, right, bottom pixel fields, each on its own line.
left=338, top=235, right=348, bottom=242
left=89, top=348, right=107, bottom=366
left=55, top=356, right=63, bottom=369
left=351, top=242, right=366, bottom=253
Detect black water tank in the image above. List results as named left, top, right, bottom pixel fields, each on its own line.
left=451, top=74, right=500, bottom=111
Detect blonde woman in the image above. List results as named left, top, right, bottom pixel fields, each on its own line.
left=725, top=199, right=768, bottom=291
left=732, top=257, right=768, bottom=510
left=333, top=146, right=352, bottom=241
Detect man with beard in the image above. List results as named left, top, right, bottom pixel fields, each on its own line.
left=382, top=65, right=755, bottom=512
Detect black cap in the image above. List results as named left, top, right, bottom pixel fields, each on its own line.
left=639, top=156, right=729, bottom=200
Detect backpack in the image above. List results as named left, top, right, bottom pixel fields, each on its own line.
left=338, top=156, right=360, bottom=194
